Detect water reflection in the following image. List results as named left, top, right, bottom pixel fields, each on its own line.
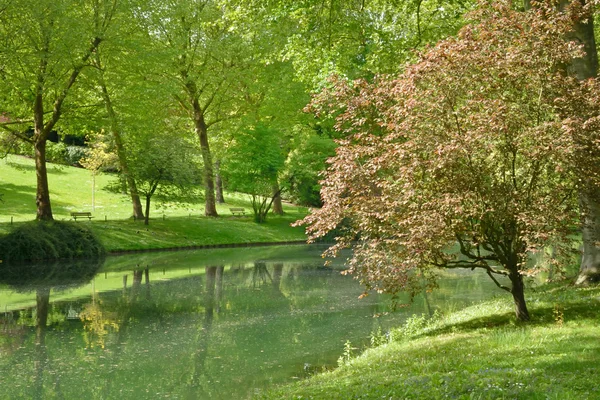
left=0, top=258, right=103, bottom=400
left=0, top=246, right=504, bottom=399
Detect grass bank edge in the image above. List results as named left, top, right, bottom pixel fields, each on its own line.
left=0, top=212, right=308, bottom=254
left=258, top=283, right=600, bottom=400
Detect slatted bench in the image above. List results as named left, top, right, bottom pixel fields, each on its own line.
left=229, top=208, right=246, bottom=216
left=70, top=211, right=93, bottom=221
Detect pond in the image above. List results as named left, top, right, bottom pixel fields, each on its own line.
left=0, top=245, right=504, bottom=399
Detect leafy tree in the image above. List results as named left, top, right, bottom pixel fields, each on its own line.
left=0, top=0, right=119, bottom=220
left=80, top=132, right=119, bottom=212
left=299, top=0, right=600, bottom=321
left=223, top=124, right=285, bottom=223
left=138, top=0, right=259, bottom=217
left=122, top=132, right=200, bottom=226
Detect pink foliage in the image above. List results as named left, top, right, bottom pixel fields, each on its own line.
left=298, top=0, right=600, bottom=311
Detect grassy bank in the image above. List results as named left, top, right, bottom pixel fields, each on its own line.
left=0, top=155, right=308, bottom=252
left=259, top=284, right=600, bottom=399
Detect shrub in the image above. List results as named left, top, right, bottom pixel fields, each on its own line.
left=0, top=221, right=105, bottom=263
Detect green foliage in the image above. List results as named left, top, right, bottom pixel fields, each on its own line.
left=242, top=0, right=475, bottom=90
left=369, top=326, right=389, bottom=347
left=44, top=142, right=82, bottom=166
left=0, top=221, right=105, bottom=263
left=283, top=131, right=336, bottom=207
left=224, top=124, right=286, bottom=222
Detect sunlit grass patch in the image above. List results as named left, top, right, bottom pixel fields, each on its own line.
left=0, top=155, right=308, bottom=251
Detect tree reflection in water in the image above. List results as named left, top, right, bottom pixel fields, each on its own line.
left=0, top=246, right=503, bottom=399
left=0, top=258, right=103, bottom=400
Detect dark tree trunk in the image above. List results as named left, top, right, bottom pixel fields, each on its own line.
left=215, top=266, right=224, bottom=313
left=272, top=181, right=284, bottom=215
left=189, top=266, right=216, bottom=391
left=34, top=288, right=49, bottom=400
left=272, top=263, right=284, bottom=293
left=144, top=195, right=151, bottom=226
left=509, top=271, right=530, bottom=321
left=99, top=78, right=145, bottom=220
left=215, top=160, right=225, bottom=204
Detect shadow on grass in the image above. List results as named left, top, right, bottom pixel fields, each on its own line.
left=5, top=161, right=68, bottom=175
left=413, top=296, right=600, bottom=340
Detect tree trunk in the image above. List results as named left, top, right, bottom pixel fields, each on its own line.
left=215, top=159, right=225, bottom=203
left=99, top=78, right=145, bottom=220
left=193, top=109, right=218, bottom=217
left=34, top=137, right=53, bottom=221
left=565, top=0, right=600, bottom=285
left=577, top=187, right=600, bottom=283
left=144, top=195, right=151, bottom=226
left=509, top=271, right=530, bottom=322
left=272, top=181, right=284, bottom=215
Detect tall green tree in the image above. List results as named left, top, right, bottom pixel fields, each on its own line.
left=0, top=0, right=119, bottom=220
left=138, top=0, right=258, bottom=217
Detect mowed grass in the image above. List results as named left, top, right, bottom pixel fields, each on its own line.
left=0, top=155, right=308, bottom=251
left=258, top=284, right=600, bottom=400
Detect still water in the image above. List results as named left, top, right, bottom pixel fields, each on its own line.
left=0, top=245, right=503, bottom=399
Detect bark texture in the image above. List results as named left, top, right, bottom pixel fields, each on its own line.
left=509, top=271, right=530, bottom=321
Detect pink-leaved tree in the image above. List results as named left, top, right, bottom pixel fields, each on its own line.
left=298, top=0, right=600, bottom=321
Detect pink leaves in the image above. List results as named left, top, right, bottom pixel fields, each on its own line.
left=297, top=0, right=600, bottom=297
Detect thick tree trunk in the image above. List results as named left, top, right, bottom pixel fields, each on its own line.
left=34, top=138, right=53, bottom=221
left=193, top=110, right=218, bottom=217
left=566, top=0, right=600, bottom=285
left=272, top=181, right=284, bottom=215
left=509, top=271, right=530, bottom=321
left=577, top=187, right=600, bottom=283
left=99, top=80, right=144, bottom=220
left=215, top=160, right=225, bottom=204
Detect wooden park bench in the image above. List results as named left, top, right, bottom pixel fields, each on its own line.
left=229, top=207, right=246, bottom=216
left=70, top=211, right=93, bottom=221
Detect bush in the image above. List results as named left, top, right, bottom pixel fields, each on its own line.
left=45, top=141, right=68, bottom=164
left=45, top=143, right=88, bottom=166
left=65, top=145, right=88, bottom=167
left=0, top=221, right=105, bottom=263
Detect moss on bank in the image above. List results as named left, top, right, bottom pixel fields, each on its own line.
left=0, top=221, right=105, bottom=263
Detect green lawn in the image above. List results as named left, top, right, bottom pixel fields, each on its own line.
left=259, top=284, right=600, bottom=399
left=0, top=155, right=308, bottom=251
